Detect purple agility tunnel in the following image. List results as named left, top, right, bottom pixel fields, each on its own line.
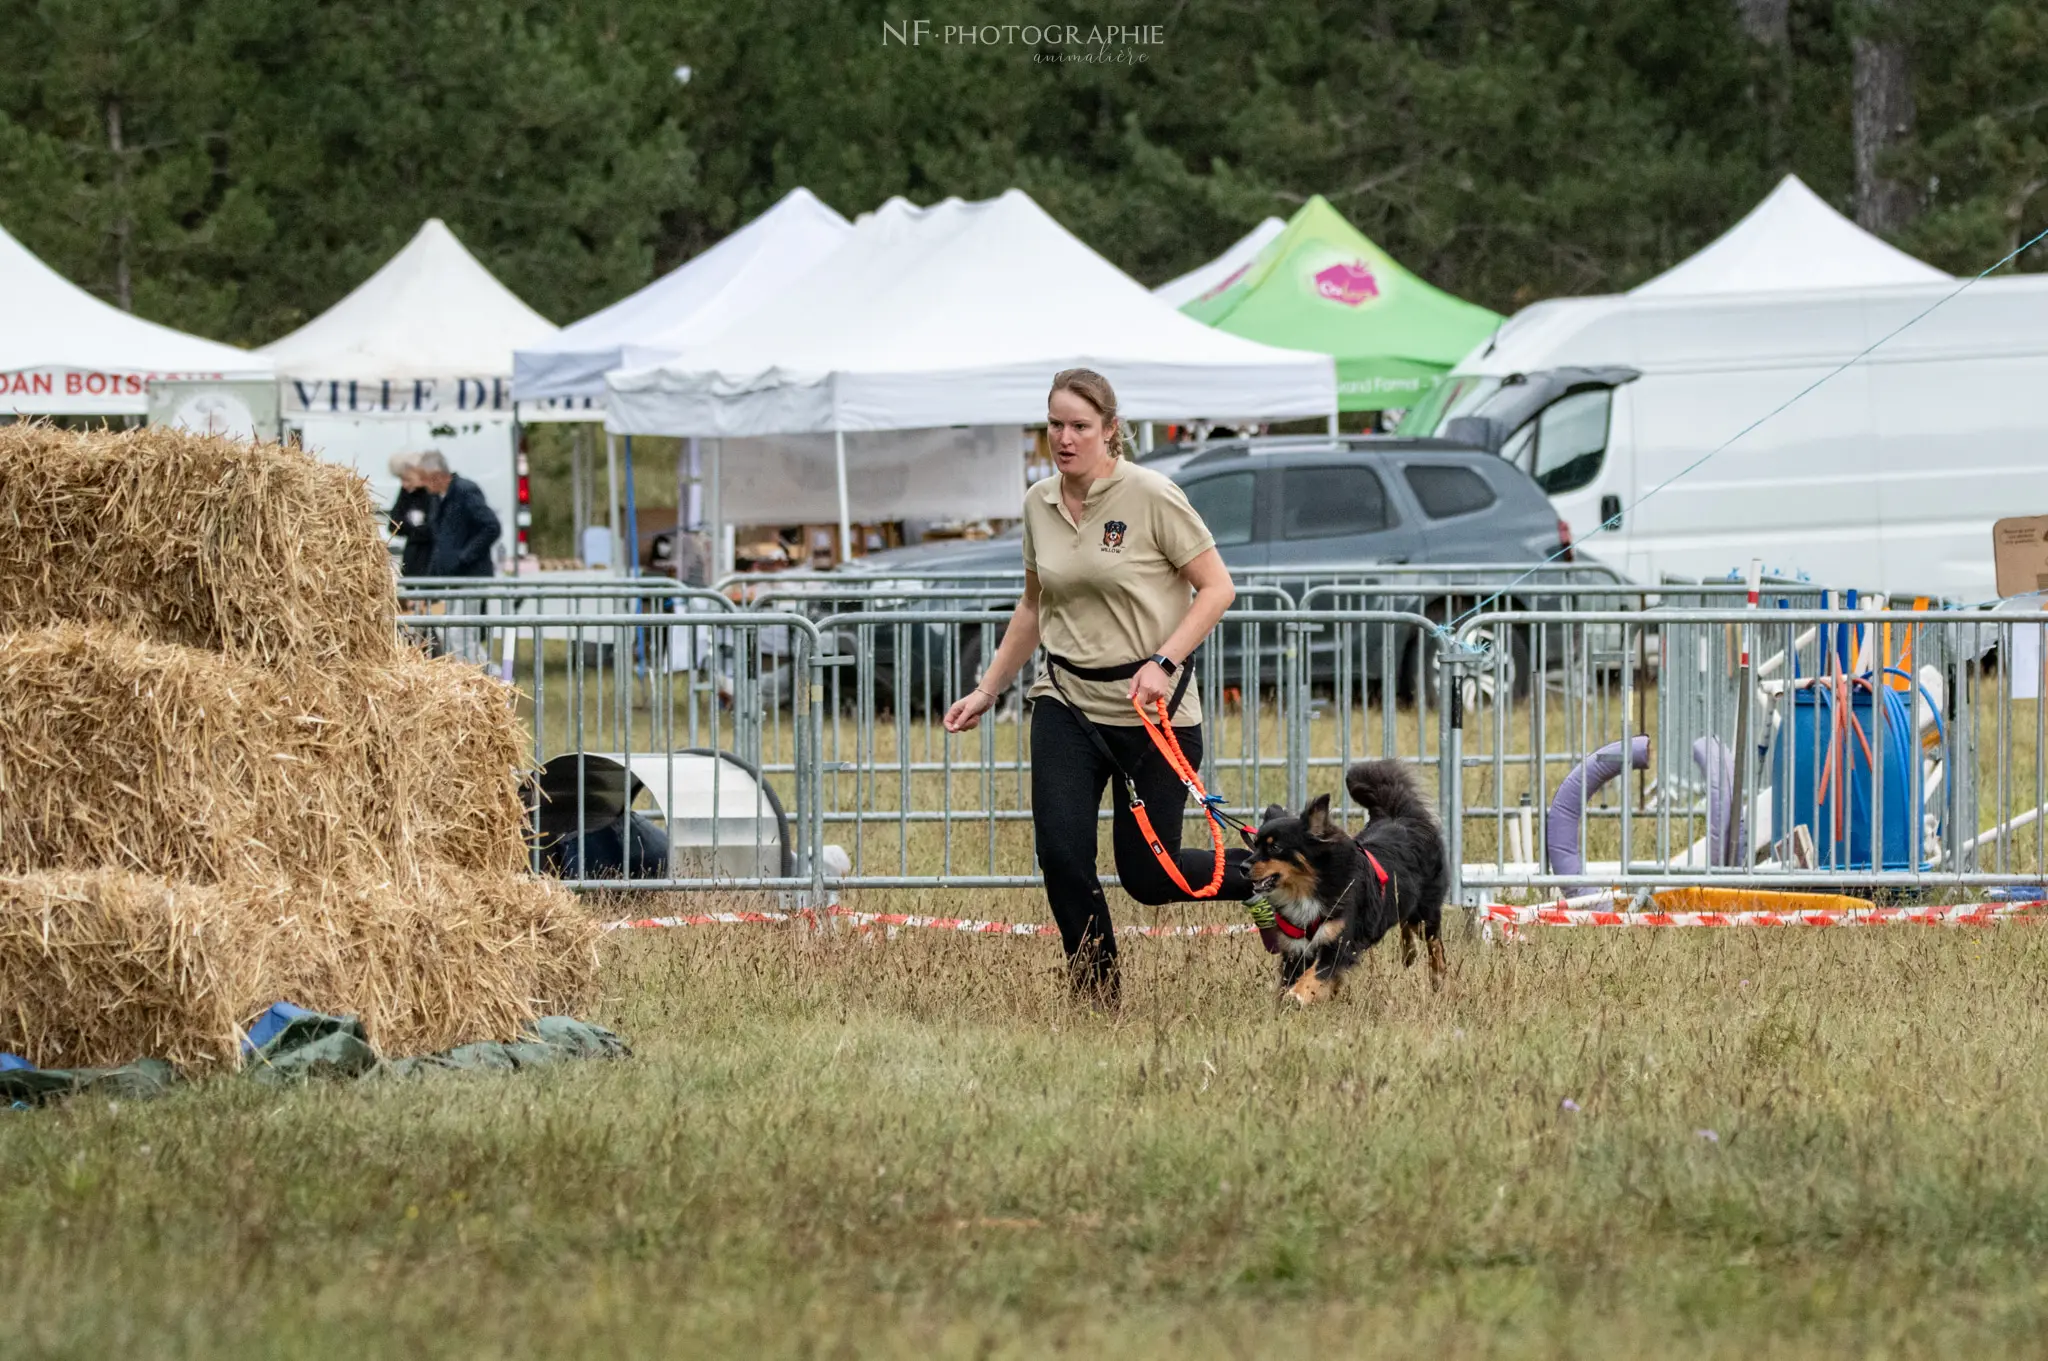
left=1545, top=735, right=1651, bottom=879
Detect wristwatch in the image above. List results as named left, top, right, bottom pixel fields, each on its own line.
left=1148, top=653, right=1178, bottom=675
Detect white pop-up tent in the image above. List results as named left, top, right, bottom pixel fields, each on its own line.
left=1461, top=175, right=1957, bottom=377
left=261, top=218, right=556, bottom=403
left=1413, top=177, right=1983, bottom=592
left=0, top=223, right=269, bottom=416
left=607, top=190, right=1337, bottom=557
left=1151, top=216, right=1286, bottom=309
left=259, top=219, right=558, bottom=567
left=1632, top=175, right=1950, bottom=297
left=514, top=187, right=851, bottom=412
left=513, top=188, right=851, bottom=568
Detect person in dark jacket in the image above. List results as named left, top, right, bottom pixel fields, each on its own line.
left=418, top=451, right=501, bottom=577
left=385, top=452, right=436, bottom=578
left=416, top=450, right=501, bottom=661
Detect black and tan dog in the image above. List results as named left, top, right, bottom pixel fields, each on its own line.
left=1246, top=760, right=1448, bottom=1005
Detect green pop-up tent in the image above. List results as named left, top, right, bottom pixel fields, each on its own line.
left=1180, top=196, right=1501, bottom=412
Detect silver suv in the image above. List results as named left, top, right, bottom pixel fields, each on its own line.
left=850, top=434, right=1567, bottom=576
left=825, top=436, right=1572, bottom=701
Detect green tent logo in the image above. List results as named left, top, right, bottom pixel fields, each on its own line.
left=1176, top=196, right=1501, bottom=412
left=1312, top=259, right=1380, bottom=307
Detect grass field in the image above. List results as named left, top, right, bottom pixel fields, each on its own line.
left=21, top=629, right=2033, bottom=1356
left=8, top=912, right=2048, bottom=1358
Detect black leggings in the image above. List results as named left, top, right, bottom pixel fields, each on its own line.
left=1030, top=699, right=1253, bottom=986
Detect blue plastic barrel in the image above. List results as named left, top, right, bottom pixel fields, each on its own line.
left=1769, top=680, right=1915, bottom=870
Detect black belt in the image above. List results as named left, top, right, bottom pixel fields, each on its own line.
left=1045, top=650, right=1196, bottom=722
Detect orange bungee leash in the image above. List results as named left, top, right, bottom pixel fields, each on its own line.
left=1042, top=653, right=1256, bottom=902
left=1128, top=694, right=1237, bottom=897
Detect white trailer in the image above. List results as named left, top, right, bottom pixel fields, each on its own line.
left=1401, top=274, right=2048, bottom=599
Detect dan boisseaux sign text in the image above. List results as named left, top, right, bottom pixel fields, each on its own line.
left=3, top=367, right=231, bottom=401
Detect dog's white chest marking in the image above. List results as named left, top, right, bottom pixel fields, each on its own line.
left=1276, top=893, right=1323, bottom=928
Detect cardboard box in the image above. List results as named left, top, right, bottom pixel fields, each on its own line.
left=794, top=522, right=902, bottom=568
left=1992, top=515, right=2048, bottom=598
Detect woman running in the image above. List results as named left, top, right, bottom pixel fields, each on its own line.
left=943, top=369, right=1254, bottom=1006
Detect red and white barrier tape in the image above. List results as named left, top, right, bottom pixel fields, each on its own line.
left=1482, top=901, right=2040, bottom=929
left=602, top=900, right=2038, bottom=938
left=604, top=909, right=801, bottom=932
left=602, top=905, right=1256, bottom=938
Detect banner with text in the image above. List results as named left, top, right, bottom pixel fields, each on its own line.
left=3, top=366, right=251, bottom=416
left=281, top=376, right=516, bottom=416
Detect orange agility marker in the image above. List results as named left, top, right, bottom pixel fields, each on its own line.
left=1651, top=886, right=1874, bottom=915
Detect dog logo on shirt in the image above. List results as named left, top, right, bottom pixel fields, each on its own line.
left=1101, top=520, right=1127, bottom=552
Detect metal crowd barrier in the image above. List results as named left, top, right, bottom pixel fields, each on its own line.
left=1441, top=607, right=2042, bottom=898
left=799, top=608, right=1440, bottom=886
left=398, top=576, right=2044, bottom=908
left=405, top=608, right=827, bottom=898
left=710, top=559, right=1634, bottom=597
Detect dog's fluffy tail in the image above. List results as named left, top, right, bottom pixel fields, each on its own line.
left=1345, top=759, right=1435, bottom=825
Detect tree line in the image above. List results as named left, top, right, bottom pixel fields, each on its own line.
left=2, top=0, right=2042, bottom=349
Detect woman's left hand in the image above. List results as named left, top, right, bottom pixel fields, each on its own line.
left=1129, top=660, right=1172, bottom=711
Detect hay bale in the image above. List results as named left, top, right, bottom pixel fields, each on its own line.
left=0, top=871, right=255, bottom=1070
left=0, top=625, right=529, bottom=884
left=351, top=645, right=533, bottom=879
left=0, top=423, right=398, bottom=667
left=0, top=428, right=599, bottom=1073
left=0, top=868, right=598, bottom=1071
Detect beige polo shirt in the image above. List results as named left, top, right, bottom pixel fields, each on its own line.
left=1021, top=457, right=1216, bottom=727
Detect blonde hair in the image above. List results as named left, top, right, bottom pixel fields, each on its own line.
left=1050, top=367, right=1130, bottom=459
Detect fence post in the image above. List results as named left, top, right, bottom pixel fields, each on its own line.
left=734, top=622, right=763, bottom=773
left=804, top=633, right=828, bottom=911
left=1285, top=621, right=1311, bottom=809
left=1440, top=631, right=1469, bottom=924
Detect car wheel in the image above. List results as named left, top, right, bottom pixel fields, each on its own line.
left=957, top=628, right=985, bottom=696
left=1401, top=612, right=1531, bottom=707
left=957, top=626, right=1035, bottom=717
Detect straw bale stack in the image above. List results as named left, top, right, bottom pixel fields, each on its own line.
left=0, top=423, right=398, bottom=668
left=0, top=625, right=528, bottom=884
left=0, top=868, right=597, bottom=1070
left=0, top=424, right=598, bottom=1072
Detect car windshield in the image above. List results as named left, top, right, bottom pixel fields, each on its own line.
left=1397, top=375, right=1500, bottom=436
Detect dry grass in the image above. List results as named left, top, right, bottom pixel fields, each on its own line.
left=0, top=423, right=398, bottom=667
left=0, top=868, right=597, bottom=1072
left=4, top=920, right=2048, bottom=1355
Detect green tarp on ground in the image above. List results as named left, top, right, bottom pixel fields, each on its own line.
left=1179, top=195, right=1502, bottom=412
left=3, top=1015, right=629, bottom=1108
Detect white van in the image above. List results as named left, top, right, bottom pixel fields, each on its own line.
left=1398, top=275, right=2048, bottom=599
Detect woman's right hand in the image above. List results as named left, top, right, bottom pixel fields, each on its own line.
left=943, top=686, right=997, bottom=733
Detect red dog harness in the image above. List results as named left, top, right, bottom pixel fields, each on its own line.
left=1269, top=849, right=1389, bottom=940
